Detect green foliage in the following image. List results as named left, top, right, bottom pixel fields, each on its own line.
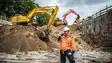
left=36, top=13, right=50, bottom=26
left=0, top=0, right=53, bottom=26
left=0, top=0, right=39, bottom=18
left=55, top=17, right=61, bottom=21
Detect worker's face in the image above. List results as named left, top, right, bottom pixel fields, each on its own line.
left=64, top=30, right=69, bottom=35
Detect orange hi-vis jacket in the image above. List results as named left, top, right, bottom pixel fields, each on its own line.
left=60, top=34, right=77, bottom=52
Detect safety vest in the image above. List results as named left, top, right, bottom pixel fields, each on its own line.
left=60, top=34, right=77, bottom=51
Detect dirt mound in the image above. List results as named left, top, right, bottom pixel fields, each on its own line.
left=0, top=25, right=58, bottom=53
left=0, top=24, right=80, bottom=53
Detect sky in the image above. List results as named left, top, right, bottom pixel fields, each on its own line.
left=35, top=0, right=112, bottom=25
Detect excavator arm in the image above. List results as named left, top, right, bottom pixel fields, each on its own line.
left=47, top=6, right=59, bottom=28
left=63, top=9, right=87, bottom=25
left=63, top=11, right=71, bottom=22
left=26, top=8, right=53, bottom=21
left=27, top=6, right=59, bottom=28
left=63, top=9, right=77, bottom=22
left=75, top=14, right=88, bottom=25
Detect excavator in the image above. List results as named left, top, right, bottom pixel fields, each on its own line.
left=55, top=9, right=87, bottom=26
left=11, top=6, right=59, bottom=29
left=55, top=9, right=77, bottom=26
left=11, top=6, right=59, bottom=41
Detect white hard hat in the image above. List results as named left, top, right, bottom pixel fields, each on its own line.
left=63, top=27, right=70, bottom=31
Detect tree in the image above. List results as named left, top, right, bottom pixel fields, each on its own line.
left=36, top=13, right=50, bottom=26
left=0, top=0, right=39, bottom=18
left=55, top=17, right=62, bottom=21
left=0, top=0, right=52, bottom=26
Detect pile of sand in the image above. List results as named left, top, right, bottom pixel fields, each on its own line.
left=0, top=25, right=58, bottom=53
left=0, top=24, right=80, bottom=53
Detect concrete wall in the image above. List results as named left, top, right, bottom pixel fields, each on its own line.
left=78, top=6, right=112, bottom=49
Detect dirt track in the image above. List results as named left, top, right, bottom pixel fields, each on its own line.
left=0, top=39, right=112, bottom=63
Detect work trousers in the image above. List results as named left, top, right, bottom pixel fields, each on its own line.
left=60, top=50, right=75, bottom=63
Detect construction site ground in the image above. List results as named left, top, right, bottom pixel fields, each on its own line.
left=0, top=24, right=112, bottom=63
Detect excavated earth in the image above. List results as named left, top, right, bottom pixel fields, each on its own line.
left=0, top=24, right=112, bottom=63
left=0, top=25, right=58, bottom=53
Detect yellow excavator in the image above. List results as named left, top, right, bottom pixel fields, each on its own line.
left=11, top=6, right=59, bottom=41
left=11, top=6, right=59, bottom=29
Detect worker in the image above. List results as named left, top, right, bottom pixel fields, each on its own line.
left=57, top=27, right=76, bottom=63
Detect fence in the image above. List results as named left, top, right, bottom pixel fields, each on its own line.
left=86, top=5, right=112, bottom=20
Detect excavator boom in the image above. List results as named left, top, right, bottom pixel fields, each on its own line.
left=63, top=9, right=77, bottom=22
left=47, top=6, right=59, bottom=28
left=63, top=11, right=71, bottom=22
left=26, top=8, right=53, bottom=20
